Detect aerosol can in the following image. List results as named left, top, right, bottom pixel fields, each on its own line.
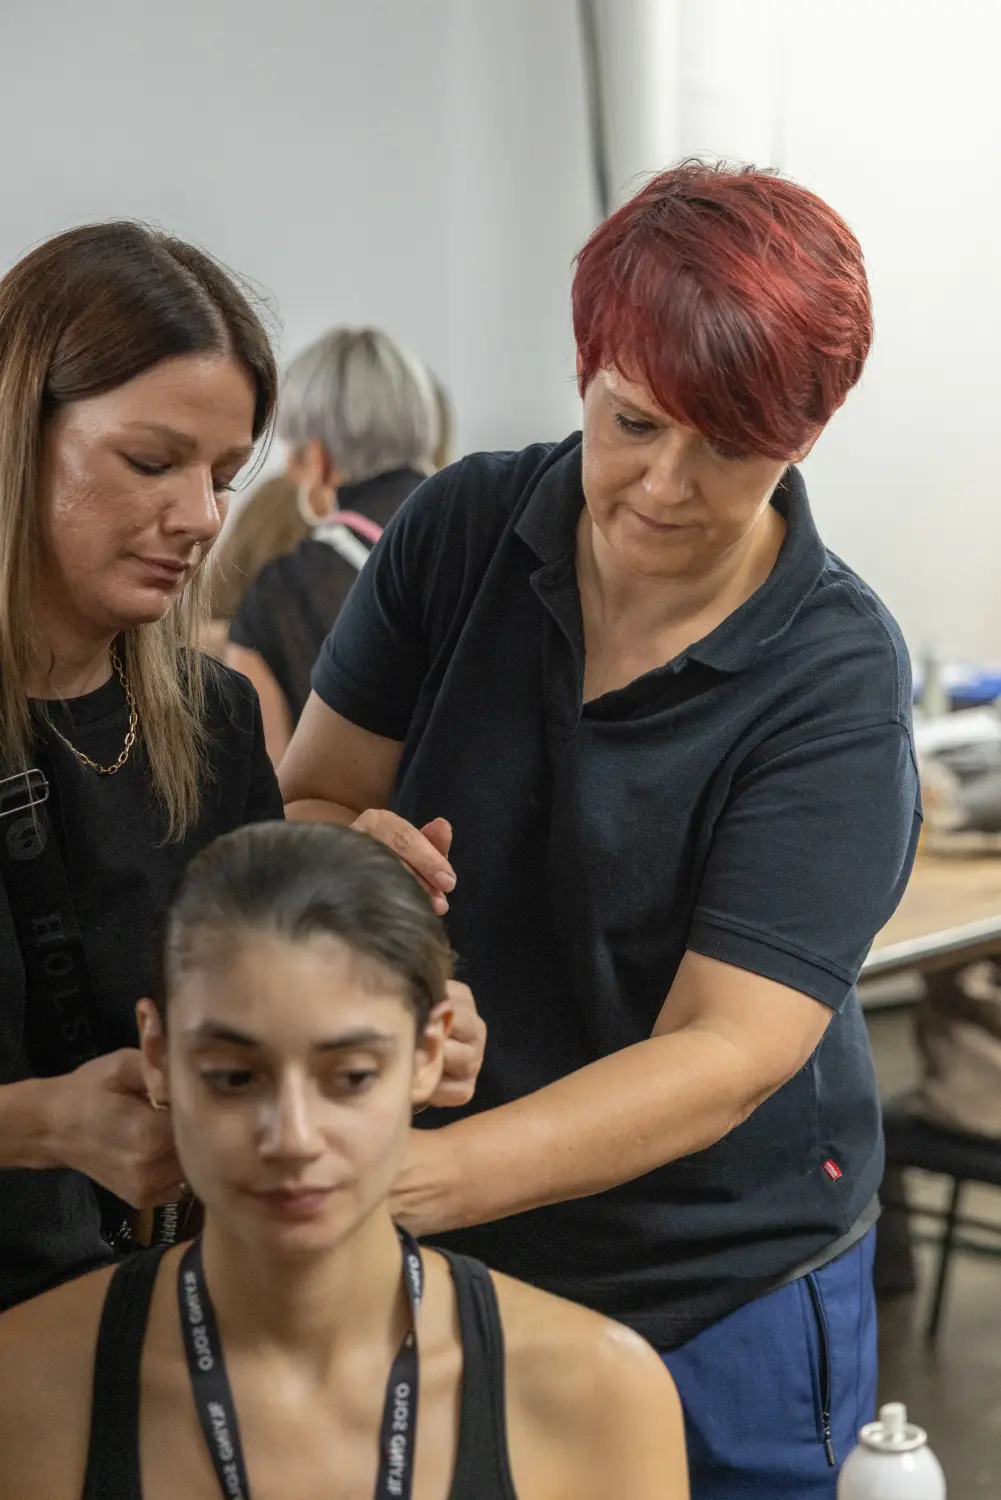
left=837, top=1403, right=946, bottom=1499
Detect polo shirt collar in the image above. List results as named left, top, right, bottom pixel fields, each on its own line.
left=514, top=433, right=589, bottom=563
left=514, top=432, right=829, bottom=675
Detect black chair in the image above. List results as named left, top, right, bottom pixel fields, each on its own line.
left=881, top=1093, right=1001, bottom=1342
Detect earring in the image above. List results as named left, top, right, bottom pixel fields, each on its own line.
left=296, top=482, right=321, bottom=527
left=148, top=1093, right=170, bottom=1112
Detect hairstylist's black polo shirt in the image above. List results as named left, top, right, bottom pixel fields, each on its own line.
left=312, top=434, right=920, bottom=1349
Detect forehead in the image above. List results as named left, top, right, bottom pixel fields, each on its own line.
left=171, top=931, right=412, bottom=1041
left=59, top=353, right=256, bottom=449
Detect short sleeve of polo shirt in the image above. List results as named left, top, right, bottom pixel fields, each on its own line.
left=687, top=718, right=921, bottom=1010
left=311, top=469, right=447, bottom=740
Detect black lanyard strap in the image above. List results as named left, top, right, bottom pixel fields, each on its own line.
left=0, top=762, right=104, bottom=1072
left=178, top=1229, right=424, bottom=1500
left=0, top=755, right=188, bottom=1254
left=0, top=759, right=137, bottom=1249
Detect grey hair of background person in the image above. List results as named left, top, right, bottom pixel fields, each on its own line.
left=277, top=326, right=440, bottom=485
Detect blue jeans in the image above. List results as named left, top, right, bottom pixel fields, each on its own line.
left=663, top=1229, right=877, bottom=1498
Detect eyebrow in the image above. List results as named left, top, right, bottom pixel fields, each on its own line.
left=120, top=421, right=254, bottom=464
left=610, top=390, right=662, bottom=422
left=184, top=1021, right=398, bottom=1053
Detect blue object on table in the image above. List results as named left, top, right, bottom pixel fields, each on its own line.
left=913, top=664, right=1001, bottom=711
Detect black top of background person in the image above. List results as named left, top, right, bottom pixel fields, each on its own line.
left=229, top=467, right=423, bottom=722
left=312, top=435, right=921, bottom=1349
left=0, top=664, right=281, bottom=1311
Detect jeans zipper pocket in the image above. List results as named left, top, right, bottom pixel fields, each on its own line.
left=805, top=1271, right=836, bottom=1467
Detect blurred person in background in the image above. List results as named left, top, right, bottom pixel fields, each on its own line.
left=280, top=162, right=921, bottom=1498
left=200, top=474, right=306, bottom=658
left=226, top=327, right=440, bottom=764
left=429, top=368, right=455, bottom=472
left=204, top=367, right=452, bottom=666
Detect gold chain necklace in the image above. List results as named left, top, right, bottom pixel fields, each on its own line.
left=50, top=646, right=139, bottom=776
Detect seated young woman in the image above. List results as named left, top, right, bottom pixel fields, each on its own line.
left=0, top=821, right=688, bottom=1500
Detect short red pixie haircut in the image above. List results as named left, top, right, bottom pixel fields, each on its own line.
left=572, top=161, right=872, bottom=460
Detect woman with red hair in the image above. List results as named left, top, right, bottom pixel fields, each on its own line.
left=280, top=163, right=919, bottom=1497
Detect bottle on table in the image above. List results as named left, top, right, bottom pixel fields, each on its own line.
left=920, top=642, right=949, bottom=719
left=837, top=1403, right=945, bottom=1499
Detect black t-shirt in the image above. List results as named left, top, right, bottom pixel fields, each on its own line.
left=312, top=435, right=921, bottom=1350
left=229, top=468, right=425, bottom=721
left=0, top=661, right=282, bottom=1310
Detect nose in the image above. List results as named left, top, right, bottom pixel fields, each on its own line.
left=257, top=1070, right=325, bottom=1165
left=641, top=427, right=696, bottom=508
left=162, top=467, right=224, bottom=548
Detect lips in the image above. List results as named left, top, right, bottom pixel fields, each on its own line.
left=251, top=1186, right=336, bottom=1221
left=132, top=555, right=190, bottom=586
left=629, top=509, right=689, bottom=534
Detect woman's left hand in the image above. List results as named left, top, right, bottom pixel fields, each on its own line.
left=427, top=980, right=486, bottom=1109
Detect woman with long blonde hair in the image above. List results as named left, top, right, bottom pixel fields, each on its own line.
left=0, top=226, right=483, bottom=1309
left=0, top=220, right=286, bottom=1308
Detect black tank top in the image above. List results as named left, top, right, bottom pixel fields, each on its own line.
left=81, top=1247, right=519, bottom=1500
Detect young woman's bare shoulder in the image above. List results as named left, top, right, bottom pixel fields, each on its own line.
left=0, top=1261, right=113, bottom=1360
left=492, top=1268, right=670, bottom=1402
left=492, top=1271, right=688, bottom=1500
left=0, top=1264, right=115, bottom=1486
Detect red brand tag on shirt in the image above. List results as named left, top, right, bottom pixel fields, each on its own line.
left=822, top=1159, right=843, bottom=1181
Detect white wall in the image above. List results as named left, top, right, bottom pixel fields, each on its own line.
left=595, top=0, right=1001, bottom=663
left=779, top=0, right=1001, bottom=665
left=0, top=0, right=450, bottom=387
left=0, top=0, right=594, bottom=462
left=445, top=1, right=595, bottom=453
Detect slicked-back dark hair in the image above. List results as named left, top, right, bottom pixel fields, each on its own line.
left=156, top=821, right=453, bottom=1028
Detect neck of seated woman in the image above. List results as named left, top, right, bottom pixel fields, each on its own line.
left=195, top=1203, right=411, bottom=1388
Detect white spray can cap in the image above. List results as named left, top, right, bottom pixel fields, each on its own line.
left=837, top=1404, right=946, bottom=1499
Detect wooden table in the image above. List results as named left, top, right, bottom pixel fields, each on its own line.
left=863, top=853, right=1001, bottom=980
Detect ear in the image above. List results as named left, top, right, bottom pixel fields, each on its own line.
left=315, top=441, right=343, bottom=492
left=410, top=998, right=452, bottom=1110
left=136, top=998, right=170, bottom=1108
left=575, top=350, right=586, bottom=397
left=306, top=438, right=346, bottom=499
left=298, top=438, right=326, bottom=487
left=284, top=444, right=309, bottom=487
left=293, top=439, right=342, bottom=521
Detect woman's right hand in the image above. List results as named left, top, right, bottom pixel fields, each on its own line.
left=351, top=810, right=457, bottom=915
left=43, top=1049, right=184, bottom=1207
